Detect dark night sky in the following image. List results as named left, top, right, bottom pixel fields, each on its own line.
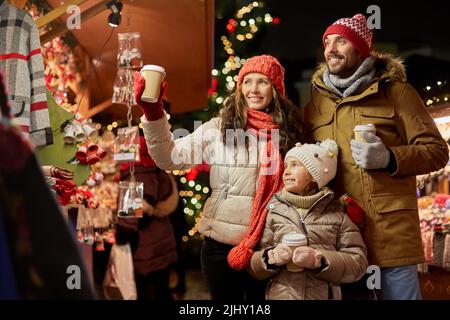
left=233, top=0, right=450, bottom=102
left=261, top=0, right=450, bottom=62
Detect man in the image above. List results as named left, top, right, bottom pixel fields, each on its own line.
left=303, top=13, right=449, bottom=300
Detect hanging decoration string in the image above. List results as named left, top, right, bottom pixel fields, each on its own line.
left=124, top=4, right=136, bottom=181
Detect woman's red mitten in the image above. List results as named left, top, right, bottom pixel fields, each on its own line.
left=133, top=72, right=167, bottom=121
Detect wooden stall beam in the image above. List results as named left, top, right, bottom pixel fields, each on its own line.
left=36, top=0, right=87, bottom=29
left=39, top=0, right=111, bottom=45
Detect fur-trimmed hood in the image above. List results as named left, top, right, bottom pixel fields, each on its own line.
left=311, top=52, right=407, bottom=86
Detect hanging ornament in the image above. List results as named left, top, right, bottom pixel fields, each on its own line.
left=112, top=32, right=143, bottom=104
left=117, top=32, right=143, bottom=69
left=186, top=167, right=199, bottom=181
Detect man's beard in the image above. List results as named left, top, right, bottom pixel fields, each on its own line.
left=327, top=54, right=360, bottom=78
left=329, top=62, right=360, bottom=78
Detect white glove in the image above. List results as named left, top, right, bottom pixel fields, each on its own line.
left=267, top=243, right=292, bottom=266
left=351, top=132, right=390, bottom=170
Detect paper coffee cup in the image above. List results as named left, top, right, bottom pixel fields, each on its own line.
left=140, top=65, right=166, bottom=103
left=282, top=232, right=307, bottom=272
left=354, top=124, right=376, bottom=142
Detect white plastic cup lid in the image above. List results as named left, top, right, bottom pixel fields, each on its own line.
left=140, top=64, right=165, bottom=74
left=354, top=124, right=376, bottom=132
left=282, top=232, right=307, bottom=246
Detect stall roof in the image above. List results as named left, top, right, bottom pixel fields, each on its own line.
left=46, top=0, right=214, bottom=117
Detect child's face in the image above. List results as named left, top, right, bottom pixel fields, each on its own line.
left=283, top=157, right=314, bottom=195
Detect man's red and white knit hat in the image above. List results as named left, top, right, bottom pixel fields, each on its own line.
left=322, top=14, right=373, bottom=58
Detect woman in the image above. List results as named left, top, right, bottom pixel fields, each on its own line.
left=134, top=55, right=305, bottom=300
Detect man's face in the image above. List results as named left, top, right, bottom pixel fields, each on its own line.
left=324, top=34, right=363, bottom=78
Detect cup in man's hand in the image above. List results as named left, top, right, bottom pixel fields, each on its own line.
left=354, top=124, right=376, bottom=143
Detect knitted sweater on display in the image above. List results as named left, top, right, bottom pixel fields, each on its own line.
left=0, top=1, right=52, bottom=147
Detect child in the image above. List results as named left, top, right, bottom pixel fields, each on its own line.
left=249, top=139, right=368, bottom=300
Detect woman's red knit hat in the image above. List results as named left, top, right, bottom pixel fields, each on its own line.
left=237, top=55, right=285, bottom=96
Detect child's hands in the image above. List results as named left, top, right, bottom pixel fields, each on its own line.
left=133, top=72, right=167, bottom=121
left=292, top=246, right=323, bottom=269
left=268, top=243, right=292, bottom=266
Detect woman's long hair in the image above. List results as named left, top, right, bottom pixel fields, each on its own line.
left=220, top=86, right=305, bottom=156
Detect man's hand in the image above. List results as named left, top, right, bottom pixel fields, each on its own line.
left=351, top=132, right=390, bottom=169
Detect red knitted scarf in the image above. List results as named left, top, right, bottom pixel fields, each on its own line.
left=227, top=108, right=284, bottom=270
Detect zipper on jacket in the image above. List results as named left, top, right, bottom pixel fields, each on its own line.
left=273, top=193, right=334, bottom=236
left=298, top=214, right=308, bottom=236
left=210, top=185, right=230, bottom=220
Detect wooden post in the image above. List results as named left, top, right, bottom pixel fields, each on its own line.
left=36, top=0, right=87, bottom=29
left=7, top=0, right=27, bottom=9
left=39, top=0, right=111, bottom=45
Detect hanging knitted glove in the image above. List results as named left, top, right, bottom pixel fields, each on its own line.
left=341, top=194, right=366, bottom=228
left=350, top=131, right=390, bottom=170
left=133, top=72, right=167, bottom=121
left=267, top=243, right=292, bottom=266
left=292, top=246, right=323, bottom=269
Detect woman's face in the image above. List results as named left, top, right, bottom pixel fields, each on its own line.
left=241, top=73, right=274, bottom=111
left=283, top=157, right=314, bottom=195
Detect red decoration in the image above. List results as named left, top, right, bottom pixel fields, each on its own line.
left=434, top=193, right=450, bottom=208
left=196, top=161, right=211, bottom=173
left=226, top=23, right=236, bottom=33
left=186, top=167, right=199, bottom=181
left=273, top=17, right=280, bottom=24
left=208, top=78, right=218, bottom=95
left=212, top=78, right=218, bottom=90
left=341, top=195, right=365, bottom=226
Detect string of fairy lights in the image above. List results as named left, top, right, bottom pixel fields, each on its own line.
left=423, top=80, right=449, bottom=107
left=208, top=1, right=278, bottom=110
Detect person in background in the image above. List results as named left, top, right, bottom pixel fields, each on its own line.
left=116, top=135, right=179, bottom=300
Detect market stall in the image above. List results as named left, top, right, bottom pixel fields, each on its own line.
left=417, top=103, right=450, bottom=299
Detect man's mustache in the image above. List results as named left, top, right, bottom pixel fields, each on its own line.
left=327, top=54, right=344, bottom=60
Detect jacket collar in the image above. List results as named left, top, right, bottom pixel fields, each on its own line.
left=267, top=188, right=335, bottom=217
left=311, top=51, right=407, bottom=100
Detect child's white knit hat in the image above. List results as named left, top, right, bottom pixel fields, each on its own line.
left=285, top=139, right=339, bottom=189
